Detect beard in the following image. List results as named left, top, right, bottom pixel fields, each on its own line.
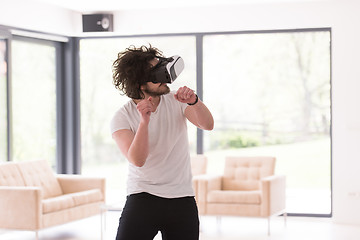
left=143, top=84, right=170, bottom=97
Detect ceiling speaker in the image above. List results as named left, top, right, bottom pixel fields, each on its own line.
left=82, top=14, right=113, bottom=32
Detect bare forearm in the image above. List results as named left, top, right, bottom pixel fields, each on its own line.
left=187, top=100, right=214, bottom=130
left=127, top=122, right=149, bottom=167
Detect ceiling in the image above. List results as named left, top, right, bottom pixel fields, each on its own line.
left=33, top=0, right=327, bottom=13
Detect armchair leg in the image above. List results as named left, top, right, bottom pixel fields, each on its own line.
left=199, top=215, right=203, bottom=232
left=35, top=231, right=39, bottom=240
left=267, top=217, right=271, bottom=236
left=101, top=211, right=104, bottom=240
left=284, top=212, right=287, bottom=227
left=216, top=216, right=221, bottom=232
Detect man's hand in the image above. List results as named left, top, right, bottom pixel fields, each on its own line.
left=175, top=86, right=214, bottom=131
left=136, top=97, right=154, bottom=124
left=174, top=86, right=197, bottom=105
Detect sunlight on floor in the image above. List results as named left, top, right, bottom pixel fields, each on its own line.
left=1, top=212, right=360, bottom=240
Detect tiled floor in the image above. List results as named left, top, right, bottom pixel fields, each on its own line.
left=1, top=211, right=360, bottom=240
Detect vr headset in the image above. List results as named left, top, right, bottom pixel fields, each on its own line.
left=149, top=55, right=184, bottom=84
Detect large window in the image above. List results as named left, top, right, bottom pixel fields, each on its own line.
left=11, top=39, right=57, bottom=168
left=80, top=36, right=197, bottom=201
left=203, top=30, right=331, bottom=215
left=79, top=30, right=331, bottom=214
left=0, top=39, right=7, bottom=162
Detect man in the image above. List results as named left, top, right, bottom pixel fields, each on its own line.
left=110, top=45, right=214, bottom=240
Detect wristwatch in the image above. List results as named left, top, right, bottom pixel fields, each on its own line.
left=187, top=94, right=199, bottom=106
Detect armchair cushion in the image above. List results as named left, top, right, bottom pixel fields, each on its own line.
left=17, top=160, right=63, bottom=199
left=223, top=157, right=275, bottom=191
left=207, top=190, right=261, bottom=204
left=42, top=194, right=75, bottom=214
left=71, top=189, right=103, bottom=206
left=42, top=189, right=103, bottom=214
left=0, top=162, right=26, bottom=186
left=56, top=174, right=106, bottom=202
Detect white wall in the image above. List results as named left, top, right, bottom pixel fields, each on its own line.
left=0, top=0, right=78, bottom=36
left=1, top=0, right=360, bottom=225
left=329, top=2, right=360, bottom=225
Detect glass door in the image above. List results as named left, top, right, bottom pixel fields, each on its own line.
left=11, top=38, right=57, bottom=168
left=203, top=30, right=331, bottom=215
left=0, top=39, right=7, bottom=162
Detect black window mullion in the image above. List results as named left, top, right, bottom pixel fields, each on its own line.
left=196, top=34, right=204, bottom=155
left=57, top=37, right=81, bottom=174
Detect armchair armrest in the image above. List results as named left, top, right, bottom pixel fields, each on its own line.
left=0, top=186, right=42, bottom=230
left=192, top=174, right=207, bottom=202
left=260, top=175, right=286, bottom=216
left=197, top=175, right=222, bottom=201
left=56, top=174, right=106, bottom=202
left=195, top=175, right=222, bottom=214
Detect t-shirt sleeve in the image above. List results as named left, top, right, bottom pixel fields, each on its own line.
left=180, top=101, right=188, bottom=114
left=110, top=108, right=131, bottom=134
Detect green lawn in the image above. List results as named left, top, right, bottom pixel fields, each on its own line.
left=82, top=137, right=331, bottom=205
left=205, top=137, right=331, bottom=189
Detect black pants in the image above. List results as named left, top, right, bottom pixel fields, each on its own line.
left=115, top=192, right=199, bottom=240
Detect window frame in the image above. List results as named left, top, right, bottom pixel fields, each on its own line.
left=77, top=28, right=332, bottom=217
left=1, top=26, right=332, bottom=217
left=0, top=26, right=70, bottom=172
left=0, top=30, right=11, bottom=163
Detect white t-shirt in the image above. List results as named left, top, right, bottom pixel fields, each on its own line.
left=110, top=92, right=194, bottom=198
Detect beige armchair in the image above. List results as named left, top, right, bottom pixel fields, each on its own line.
left=190, top=154, right=208, bottom=203
left=0, top=160, right=106, bottom=239
left=190, top=154, right=207, bottom=176
left=195, top=156, right=286, bottom=235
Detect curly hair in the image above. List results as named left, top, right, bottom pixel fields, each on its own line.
left=112, top=45, right=164, bottom=99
